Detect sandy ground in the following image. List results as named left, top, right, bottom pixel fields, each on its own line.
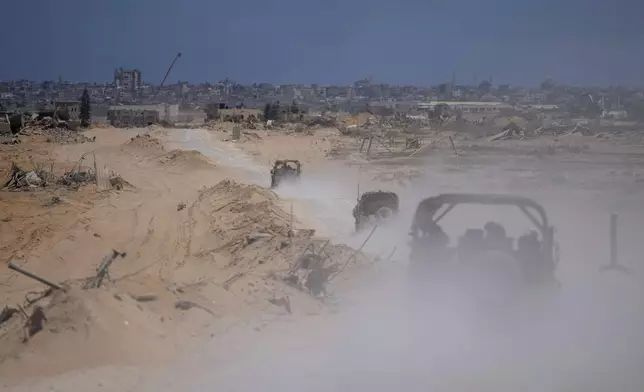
left=2, top=123, right=644, bottom=391
left=0, top=127, right=355, bottom=385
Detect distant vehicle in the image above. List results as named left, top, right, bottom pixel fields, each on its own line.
left=352, top=191, right=400, bottom=231
left=270, top=159, right=301, bottom=188
left=408, top=193, right=560, bottom=313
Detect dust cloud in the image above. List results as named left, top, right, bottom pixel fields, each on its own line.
left=4, top=128, right=642, bottom=392
left=140, top=157, right=644, bottom=392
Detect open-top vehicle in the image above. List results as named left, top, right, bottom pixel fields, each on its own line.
left=408, top=193, right=560, bottom=311
left=270, top=159, right=301, bottom=188
left=352, top=191, right=400, bottom=231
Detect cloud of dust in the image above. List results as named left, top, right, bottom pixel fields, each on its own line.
left=169, top=163, right=643, bottom=392
left=147, top=138, right=644, bottom=391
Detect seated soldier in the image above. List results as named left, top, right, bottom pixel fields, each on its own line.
left=458, top=228, right=485, bottom=263
left=483, top=221, right=512, bottom=251
left=411, top=221, right=450, bottom=264
left=517, top=230, right=542, bottom=283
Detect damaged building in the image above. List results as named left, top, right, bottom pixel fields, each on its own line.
left=107, top=104, right=178, bottom=128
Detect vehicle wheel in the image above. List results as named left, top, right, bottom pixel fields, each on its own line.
left=375, top=206, right=393, bottom=221
left=355, top=218, right=365, bottom=232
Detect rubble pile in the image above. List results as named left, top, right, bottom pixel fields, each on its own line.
left=488, top=122, right=526, bottom=141
left=0, top=135, right=20, bottom=145
left=533, top=124, right=595, bottom=137
left=194, top=179, right=295, bottom=261
left=303, top=115, right=339, bottom=128
left=59, top=169, right=96, bottom=189
left=158, top=149, right=212, bottom=169
left=0, top=160, right=117, bottom=191
left=127, top=133, right=163, bottom=149
left=0, top=289, right=71, bottom=360
left=20, top=122, right=95, bottom=144
left=190, top=179, right=363, bottom=297
left=2, top=162, right=58, bottom=190
left=485, top=120, right=597, bottom=142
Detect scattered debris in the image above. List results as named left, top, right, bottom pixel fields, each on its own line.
left=0, top=153, right=125, bottom=193
left=130, top=294, right=159, bottom=303
left=7, top=263, right=64, bottom=291
left=247, top=232, right=273, bottom=245
left=0, top=135, right=20, bottom=145
left=222, top=272, right=245, bottom=290
left=177, top=202, right=187, bottom=211
left=109, top=173, right=130, bottom=190
left=488, top=122, right=525, bottom=141
left=330, top=225, right=378, bottom=282
left=25, top=288, right=54, bottom=306
left=268, top=296, right=292, bottom=314
left=43, top=196, right=62, bottom=207
left=25, top=306, right=47, bottom=339
left=174, top=300, right=218, bottom=317
left=59, top=170, right=94, bottom=188
left=0, top=306, right=18, bottom=326
left=2, top=162, right=56, bottom=191
left=83, top=249, right=127, bottom=289
left=283, top=246, right=340, bottom=298
left=128, top=133, right=163, bottom=149
left=20, top=120, right=95, bottom=144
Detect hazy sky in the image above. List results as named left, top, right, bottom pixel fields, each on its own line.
left=3, top=0, right=643, bottom=87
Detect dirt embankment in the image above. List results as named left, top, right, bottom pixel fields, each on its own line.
left=0, top=130, right=365, bottom=383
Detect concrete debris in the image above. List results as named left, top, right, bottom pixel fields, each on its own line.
left=0, top=306, right=19, bottom=327
left=25, top=306, right=47, bottom=339
left=283, top=250, right=339, bottom=298
left=109, top=174, right=130, bottom=190
left=0, top=135, right=20, bottom=145
left=565, top=125, right=594, bottom=136
left=304, top=116, right=338, bottom=128
left=2, top=162, right=57, bottom=191
left=20, top=118, right=94, bottom=144
left=43, top=196, right=63, bottom=207
left=534, top=124, right=595, bottom=138
left=247, top=232, right=273, bottom=245
left=174, top=300, right=218, bottom=317
left=488, top=122, right=525, bottom=141
left=130, top=294, right=158, bottom=303
left=59, top=170, right=95, bottom=189
left=24, top=171, right=43, bottom=186
left=267, top=296, right=292, bottom=314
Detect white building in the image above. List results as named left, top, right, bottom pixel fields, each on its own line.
left=108, top=103, right=179, bottom=124
left=417, top=101, right=512, bottom=114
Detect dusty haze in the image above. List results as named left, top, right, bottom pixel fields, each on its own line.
left=1, top=125, right=644, bottom=391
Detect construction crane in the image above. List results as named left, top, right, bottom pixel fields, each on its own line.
left=153, top=52, right=182, bottom=100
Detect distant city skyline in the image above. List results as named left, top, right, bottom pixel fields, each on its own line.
left=3, top=0, right=643, bottom=87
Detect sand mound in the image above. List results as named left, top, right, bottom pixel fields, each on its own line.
left=125, top=133, right=163, bottom=150
left=0, top=288, right=171, bottom=380
left=186, top=179, right=295, bottom=268
left=184, top=179, right=362, bottom=295
left=0, top=178, right=365, bottom=381
left=159, top=149, right=213, bottom=169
